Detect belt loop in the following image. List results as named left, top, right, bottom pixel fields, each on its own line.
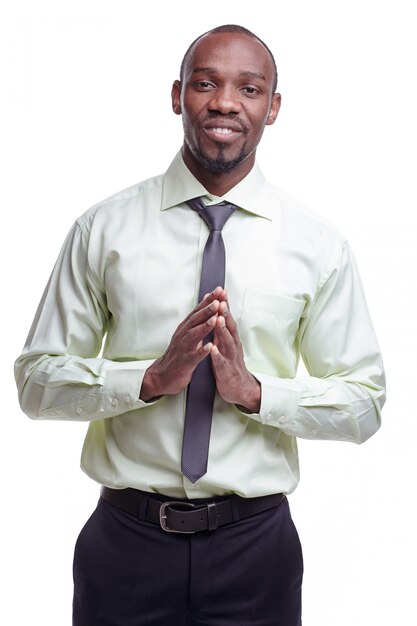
left=207, top=502, right=218, bottom=531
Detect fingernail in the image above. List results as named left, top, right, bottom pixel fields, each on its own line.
left=212, top=345, right=219, bottom=355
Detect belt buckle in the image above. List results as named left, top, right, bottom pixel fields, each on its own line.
left=159, top=501, right=196, bottom=533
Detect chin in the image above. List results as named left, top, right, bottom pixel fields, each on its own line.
left=194, top=145, right=247, bottom=173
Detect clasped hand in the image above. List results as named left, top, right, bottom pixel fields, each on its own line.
left=140, top=287, right=261, bottom=413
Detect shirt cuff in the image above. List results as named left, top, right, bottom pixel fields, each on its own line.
left=101, top=359, right=162, bottom=412
left=236, top=371, right=301, bottom=430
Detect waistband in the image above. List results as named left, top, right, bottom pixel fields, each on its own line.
left=100, top=486, right=285, bottom=534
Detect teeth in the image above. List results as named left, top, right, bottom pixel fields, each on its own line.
left=212, top=127, right=233, bottom=134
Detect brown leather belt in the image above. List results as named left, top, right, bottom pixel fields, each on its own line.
left=100, top=486, right=285, bottom=534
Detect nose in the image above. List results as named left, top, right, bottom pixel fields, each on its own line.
left=208, top=86, right=242, bottom=115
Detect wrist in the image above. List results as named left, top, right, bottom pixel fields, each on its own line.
left=237, top=375, right=261, bottom=414
left=140, top=362, right=163, bottom=403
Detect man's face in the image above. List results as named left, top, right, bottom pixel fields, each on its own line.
left=172, top=32, right=281, bottom=180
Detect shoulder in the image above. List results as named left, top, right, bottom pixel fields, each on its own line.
left=261, top=178, right=349, bottom=278
left=76, top=172, right=164, bottom=237
left=266, top=181, right=347, bottom=246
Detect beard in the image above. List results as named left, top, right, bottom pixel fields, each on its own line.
left=190, top=141, right=249, bottom=173
left=185, top=114, right=250, bottom=173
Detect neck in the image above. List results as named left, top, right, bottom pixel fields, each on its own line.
left=182, top=145, right=255, bottom=196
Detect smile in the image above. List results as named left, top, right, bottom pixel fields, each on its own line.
left=211, top=127, right=233, bottom=135
left=203, top=126, right=243, bottom=142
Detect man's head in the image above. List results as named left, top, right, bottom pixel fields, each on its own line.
left=172, top=25, right=281, bottom=191
left=180, top=25, right=279, bottom=96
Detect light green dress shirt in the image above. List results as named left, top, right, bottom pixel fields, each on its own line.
left=15, top=151, right=385, bottom=498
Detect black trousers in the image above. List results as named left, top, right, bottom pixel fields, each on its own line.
left=73, top=495, right=303, bottom=625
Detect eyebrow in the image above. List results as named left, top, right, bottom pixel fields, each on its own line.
left=239, top=70, right=266, bottom=82
left=192, top=67, right=267, bottom=82
left=192, top=66, right=218, bottom=74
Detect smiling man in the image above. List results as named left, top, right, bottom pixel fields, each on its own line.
left=174, top=28, right=280, bottom=189
left=15, top=24, right=385, bottom=626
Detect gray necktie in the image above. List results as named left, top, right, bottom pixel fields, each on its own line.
left=181, top=197, right=236, bottom=483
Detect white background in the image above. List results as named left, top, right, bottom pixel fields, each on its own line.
left=1, top=1, right=416, bottom=624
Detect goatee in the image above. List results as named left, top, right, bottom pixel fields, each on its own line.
left=192, top=143, right=248, bottom=173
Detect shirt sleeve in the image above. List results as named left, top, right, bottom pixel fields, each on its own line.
left=243, top=240, right=386, bottom=444
left=14, top=221, right=160, bottom=421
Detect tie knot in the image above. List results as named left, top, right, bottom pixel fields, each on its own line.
left=187, top=197, right=236, bottom=232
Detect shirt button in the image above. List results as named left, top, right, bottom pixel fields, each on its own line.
left=124, top=394, right=131, bottom=404
left=111, top=398, right=118, bottom=407
left=278, top=415, right=287, bottom=424
left=76, top=407, right=83, bottom=415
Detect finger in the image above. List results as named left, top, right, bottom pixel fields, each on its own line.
left=198, top=286, right=223, bottom=306
left=186, top=299, right=221, bottom=330
left=217, top=288, right=228, bottom=303
left=209, top=286, right=224, bottom=300
left=218, top=300, right=228, bottom=317
left=213, top=315, right=235, bottom=358
left=191, top=287, right=223, bottom=320
left=210, top=342, right=227, bottom=374
left=223, top=304, right=239, bottom=337
left=183, top=314, right=217, bottom=350
left=192, top=340, right=214, bottom=367
left=188, top=291, right=215, bottom=318
left=197, top=286, right=223, bottom=306
left=177, top=297, right=220, bottom=335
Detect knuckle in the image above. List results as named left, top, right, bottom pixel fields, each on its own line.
left=184, top=326, right=197, bottom=340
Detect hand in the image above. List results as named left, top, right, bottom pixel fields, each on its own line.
left=210, top=294, right=261, bottom=413
left=140, top=287, right=226, bottom=401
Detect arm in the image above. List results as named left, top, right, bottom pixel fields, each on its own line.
left=211, top=241, right=385, bottom=444
left=15, top=221, right=224, bottom=421
left=15, top=222, right=156, bottom=421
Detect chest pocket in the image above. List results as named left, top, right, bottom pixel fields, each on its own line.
left=238, top=288, right=306, bottom=378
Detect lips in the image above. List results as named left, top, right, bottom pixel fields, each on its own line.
left=203, top=121, right=244, bottom=142
left=209, top=127, right=234, bottom=135
left=204, top=119, right=244, bottom=133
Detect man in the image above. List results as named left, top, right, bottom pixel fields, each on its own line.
left=15, top=24, right=385, bottom=626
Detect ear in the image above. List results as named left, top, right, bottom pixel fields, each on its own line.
left=266, top=93, right=281, bottom=126
left=171, top=80, right=182, bottom=115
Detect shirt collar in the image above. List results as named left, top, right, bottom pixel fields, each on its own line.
left=161, top=150, right=274, bottom=220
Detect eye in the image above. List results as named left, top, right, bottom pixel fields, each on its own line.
left=241, top=86, right=260, bottom=96
left=194, top=81, right=215, bottom=90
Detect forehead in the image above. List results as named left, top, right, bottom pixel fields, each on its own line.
left=184, top=32, right=274, bottom=83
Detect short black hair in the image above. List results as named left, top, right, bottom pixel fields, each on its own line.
left=179, top=24, right=278, bottom=94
